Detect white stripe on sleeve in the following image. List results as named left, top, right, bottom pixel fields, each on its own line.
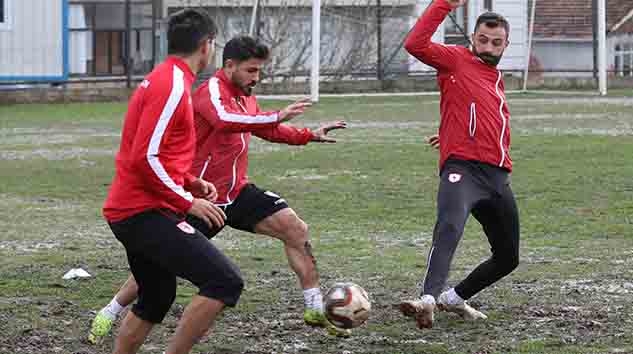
left=208, top=77, right=278, bottom=124
left=146, top=65, right=194, bottom=203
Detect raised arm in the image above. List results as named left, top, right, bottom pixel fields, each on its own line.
left=404, top=0, right=466, bottom=71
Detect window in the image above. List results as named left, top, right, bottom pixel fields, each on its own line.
left=0, top=0, right=10, bottom=30
left=615, top=43, right=633, bottom=77
left=445, top=6, right=469, bottom=47
left=484, top=0, right=493, bottom=11
left=69, top=1, right=156, bottom=76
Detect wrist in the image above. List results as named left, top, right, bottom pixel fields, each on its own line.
left=184, top=175, right=197, bottom=190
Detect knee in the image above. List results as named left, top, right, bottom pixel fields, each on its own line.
left=207, top=267, right=244, bottom=293
left=223, top=272, right=245, bottom=300
left=495, top=252, right=519, bottom=274
left=435, top=218, right=464, bottom=243
left=229, top=271, right=245, bottom=294
left=199, top=267, right=244, bottom=307
left=294, top=219, right=309, bottom=240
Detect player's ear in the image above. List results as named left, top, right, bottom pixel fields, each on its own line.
left=199, top=40, right=209, bottom=57
left=200, top=37, right=213, bottom=55
left=224, top=59, right=237, bottom=71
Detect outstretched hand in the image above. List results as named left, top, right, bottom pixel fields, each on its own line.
left=311, top=120, right=347, bottom=143
left=278, top=98, right=312, bottom=123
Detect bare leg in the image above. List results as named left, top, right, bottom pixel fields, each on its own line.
left=254, top=208, right=318, bottom=289
left=112, top=312, right=153, bottom=354
left=115, top=275, right=140, bottom=307
left=165, top=295, right=225, bottom=354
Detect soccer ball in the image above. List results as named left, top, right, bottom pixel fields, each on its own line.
left=324, top=282, right=371, bottom=329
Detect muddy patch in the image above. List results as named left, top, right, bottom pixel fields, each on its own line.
left=511, top=97, right=633, bottom=106
left=0, top=147, right=115, bottom=160
left=275, top=169, right=368, bottom=181
left=513, top=112, right=631, bottom=121
left=0, top=127, right=119, bottom=146
left=561, top=279, right=633, bottom=295
left=516, top=127, right=633, bottom=136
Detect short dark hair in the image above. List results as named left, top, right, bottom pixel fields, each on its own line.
left=167, top=8, right=217, bottom=55
left=475, top=12, right=510, bottom=37
left=222, top=36, right=270, bottom=66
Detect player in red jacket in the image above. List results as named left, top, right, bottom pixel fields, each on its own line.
left=95, top=10, right=244, bottom=354
left=189, top=36, right=348, bottom=337
left=399, top=0, right=520, bottom=329
left=90, top=36, right=350, bottom=339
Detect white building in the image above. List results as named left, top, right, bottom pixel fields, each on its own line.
left=0, top=0, right=157, bottom=84
left=531, top=0, right=633, bottom=77
left=0, top=0, right=68, bottom=82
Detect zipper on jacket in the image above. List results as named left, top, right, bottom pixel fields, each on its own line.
left=494, top=70, right=507, bottom=167
left=199, top=155, right=211, bottom=178
left=226, top=133, right=246, bottom=204
left=469, top=102, right=477, bottom=138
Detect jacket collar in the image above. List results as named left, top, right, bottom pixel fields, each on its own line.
left=215, top=69, right=248, bottom=97
left=165, top=56, right=196, bottom=83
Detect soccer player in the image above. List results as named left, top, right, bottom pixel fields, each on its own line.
left=399, top=0, right=520, bottom=329
left=89, top=35, right=350, bottom=341
left=98, top=9, right=245, bottom=354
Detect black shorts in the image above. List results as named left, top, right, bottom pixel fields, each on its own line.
left=187, top=183, right=289, bottom=239
left=109, top=209, right=244, bottom=323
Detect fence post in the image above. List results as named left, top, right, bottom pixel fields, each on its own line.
left=376, top=0, right=383, bottom=83
left=125, top=0, right=132, bottom=88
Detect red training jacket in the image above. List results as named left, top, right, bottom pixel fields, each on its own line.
left=103, top=57, right=198, bottom=222
left=191, top=69, right=315, bottom=205
left=405, top=0, right=512, bottom=171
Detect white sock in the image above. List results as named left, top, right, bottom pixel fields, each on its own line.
left=303, top=288, right=324, bottom=312
left=100, top=298, right=125, bottom=320
left=444, top=288, right=465, bottom=305
left=421, top=294, right=436, bottom=305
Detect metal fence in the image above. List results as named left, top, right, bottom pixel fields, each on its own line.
left=67, top=0, right=159, bottom=86
left=1, top=0, right=632, bottom=88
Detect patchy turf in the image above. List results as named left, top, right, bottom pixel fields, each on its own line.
left=1, top=91, right=633, bottom=354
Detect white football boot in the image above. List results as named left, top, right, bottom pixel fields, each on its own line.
left=437, top=291, right=487, bottom=321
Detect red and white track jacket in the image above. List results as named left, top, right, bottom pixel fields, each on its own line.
left=405, top=0, right=513, bottom=171
left=103, top=57, right=198, bottom=222
left=191, top=69, right=315, bottom=205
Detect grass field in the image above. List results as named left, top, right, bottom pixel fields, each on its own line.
left=1, top=90, right=633, bottom=354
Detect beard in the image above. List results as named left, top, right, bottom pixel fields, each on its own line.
left=240, top=82, right=257, bottom=96
left=473, top=48, right=503, bottom=67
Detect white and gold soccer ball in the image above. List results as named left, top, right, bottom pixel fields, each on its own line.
left=324, top=282, right=371, bottom=329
